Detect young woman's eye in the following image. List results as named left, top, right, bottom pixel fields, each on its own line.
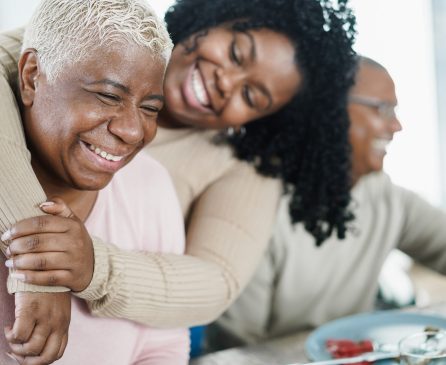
left=230, top=39, right=242, bottom=65
left=242, top=85, right=255, bottom=108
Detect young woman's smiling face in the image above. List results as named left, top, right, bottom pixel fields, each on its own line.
left=20, top=44, right=166, bottom=192
left=162, top=25, right=302, bottom=129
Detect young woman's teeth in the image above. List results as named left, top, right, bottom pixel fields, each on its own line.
left=192, top=68, right=210, bottom=107
left=88, top=144, right=124, bottom=162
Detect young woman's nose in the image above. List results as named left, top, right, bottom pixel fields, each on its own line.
left=215, top=67, right=245, bottom=99
left=107, top=108, right=149, bottom=145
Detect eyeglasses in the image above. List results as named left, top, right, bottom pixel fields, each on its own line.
left=349, top=95, right=398, bottom=120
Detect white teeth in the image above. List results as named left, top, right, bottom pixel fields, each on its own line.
left=372, top=139, right=390, bottom=152
left=87, top=143, right=124, bottom=162
left=191, top=67, right=210, bottom=107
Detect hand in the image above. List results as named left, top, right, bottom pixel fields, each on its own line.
left=3, top=198, right=94, bottom=292
left=5, top=292, right=71, bottom=365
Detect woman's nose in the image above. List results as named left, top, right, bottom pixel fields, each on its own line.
left=107, top=108, right=149, bottom=145
left=215, top=67, right=245, bottom=99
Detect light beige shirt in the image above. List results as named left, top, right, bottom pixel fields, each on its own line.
left=217, top=172, right=446, bottom=343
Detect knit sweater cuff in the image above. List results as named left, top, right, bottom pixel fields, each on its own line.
left=74, top=236, right=110, bottom=301
left=7, top=273, right=69, bottom=293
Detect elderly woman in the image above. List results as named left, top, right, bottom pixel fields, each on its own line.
left=0, top=0, right=356, bottom=362
left=0, top=1, right=192, bottom=364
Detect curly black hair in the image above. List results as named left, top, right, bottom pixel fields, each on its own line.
left=165, top=0, right=357, bottom=245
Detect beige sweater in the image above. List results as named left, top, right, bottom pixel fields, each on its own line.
left=0, top=28, right=281, bottom=327
left=214, top=172, right=446, bottom=344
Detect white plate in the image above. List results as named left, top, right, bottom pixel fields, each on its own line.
left=305, top=311, right=446, bottom=364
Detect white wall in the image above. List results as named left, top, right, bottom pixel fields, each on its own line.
left=0, top=0, right=37, bottom=30
left=351, top=0, right=441, bottom=205
left=1, top=0, right=441, bottom=205
left=0, top=0, right=175, bottom=30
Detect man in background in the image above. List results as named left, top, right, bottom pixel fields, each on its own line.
left=208, top=56, right=446, bottom=348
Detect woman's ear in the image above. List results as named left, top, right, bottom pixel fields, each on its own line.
left=18, top=49, right=40, bottom=107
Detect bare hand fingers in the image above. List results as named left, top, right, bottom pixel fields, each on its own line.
left=21, top=333, right=64, bottom=365
left=7, top=233, right=67, bottom=257
left=5, top=352, right=24, bottom=364
left=39, top=197, right=76, bottom=219
left=7, top=252, right=69, bottom=271
left=6, top=313, right=35, bottom=345
left=9, top=293, right=71, bottom=364
left=56, top=333, right=68, bottom=360
left=8, top=324, right=50, bottom=356
left=9, top=270, right=71, bottom=287
left=2, top=215, right=72, bottom=242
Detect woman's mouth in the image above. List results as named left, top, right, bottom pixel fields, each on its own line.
left=80, top=141, right=127, bottom=173
left=87, top=143, right=124, bottom=162
left=182, top=63, right=213, bottom=112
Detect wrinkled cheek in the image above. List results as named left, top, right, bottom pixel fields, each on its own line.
left=145, top=124, right=158, bottom=145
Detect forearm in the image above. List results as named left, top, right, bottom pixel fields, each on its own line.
left=76, top=172, right=281, bottom=327
left=76, top=237, right=234, bottom=327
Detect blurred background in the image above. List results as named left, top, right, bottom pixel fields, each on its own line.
left=1, top=0, right=445, bottom=305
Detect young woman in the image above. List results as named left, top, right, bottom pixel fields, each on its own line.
left=0, top=0, right=356, bottom=361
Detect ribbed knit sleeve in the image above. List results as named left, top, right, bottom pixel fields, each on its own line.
left=75, top=163, right=280, bottom=327
left=75, top=237, right=225, bottom=327
left=0, top=30, right=69, bottom=293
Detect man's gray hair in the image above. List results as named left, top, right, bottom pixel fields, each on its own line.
left=23, top=0, right=173, bottom=82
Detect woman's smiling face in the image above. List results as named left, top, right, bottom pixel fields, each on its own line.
left=20, top=44, right=166, bottom=192
left=162, top=25, right=302, bottom=129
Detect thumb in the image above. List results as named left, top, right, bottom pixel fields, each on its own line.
left=39, top=197, right=76, bottom=218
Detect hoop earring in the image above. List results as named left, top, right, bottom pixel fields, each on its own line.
left=226, top=126, right=246, bottom=137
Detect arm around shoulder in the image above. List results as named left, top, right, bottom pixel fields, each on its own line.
left=76, top=162, right=281, bottom=327
left=0, top=51, right=68, bottom=293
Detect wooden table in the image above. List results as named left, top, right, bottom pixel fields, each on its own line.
left=190, top=302, right=446, bottom=365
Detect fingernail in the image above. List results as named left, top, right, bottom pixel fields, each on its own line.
left=39, top=201, right=55, bottom=208
left=5, top=247, right=11, bottom=258
left=4, top=259, right=13, bottom=268
left=1, top=230, right=11, bottom=242
left=10, top=273, right=25, bottom=281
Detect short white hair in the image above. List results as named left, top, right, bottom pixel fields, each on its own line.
left=23, top=0, right=173, bottom=82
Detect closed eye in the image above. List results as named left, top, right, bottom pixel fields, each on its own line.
left=230, top=38, right=242, bottom=65
left=96, top=92, right=120, bottom=105
left=141, top=105, right=160, bottom=115
left=242, top=85, right=254, bottom=108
